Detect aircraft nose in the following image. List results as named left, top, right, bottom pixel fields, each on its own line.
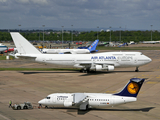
left=148, top=57, right=152, bottom=62
left=145, top=55, right=152, bottom=63
left=38, top=99, right=45, bottom=104
left=146, top=56, right=152, bottom=63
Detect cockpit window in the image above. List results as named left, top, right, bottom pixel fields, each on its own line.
left=45, top=97, right=51, bottom=99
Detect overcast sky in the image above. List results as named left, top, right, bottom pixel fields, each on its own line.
left=0, top=0, right=160, bottom=30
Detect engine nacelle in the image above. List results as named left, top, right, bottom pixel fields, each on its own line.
left=107, top=65, right=114, bottom=71
left=95, top=65, right=114, bottom=71
left=91, top=65, right=115, bottom=71
left=95, top=65, right=103, bottom=71
left=64, top=101, right=73, bottom=107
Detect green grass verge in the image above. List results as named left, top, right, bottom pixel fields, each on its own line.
left=0, top=55, right=15, bottom=60
left=0, top=68, right=79, bottom=71
left=0, top=55, right=7, bottom=60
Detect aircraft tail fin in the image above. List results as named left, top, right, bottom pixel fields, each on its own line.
left=87, top=39, right=99, bottom=53
left=10, top=32, right=41, bottom=54
left=114, top=78, right=145, bottom=97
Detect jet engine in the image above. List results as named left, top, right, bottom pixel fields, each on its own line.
left=64, top=101, right=73, bottom=107
left=94, top=65, right=115, bottom=71
left=95, top=65, right=102, bottom=71
left=107, top=65, right=114, bottom=71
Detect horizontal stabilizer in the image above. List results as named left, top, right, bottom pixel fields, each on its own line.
left=90, top=50, right=99, bottom=53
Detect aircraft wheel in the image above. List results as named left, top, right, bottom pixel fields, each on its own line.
left=135, top=69, right=139, bottom=72
left=135, top=67, right=139, bottom=72
left=86, top=69, right=90, bottom=73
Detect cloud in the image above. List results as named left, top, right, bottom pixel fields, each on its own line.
left=0, top=0, right=160, bottom=29
left=15, top=0, right=49, bottom=5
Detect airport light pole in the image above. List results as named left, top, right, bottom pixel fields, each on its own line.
left=18, top=24, right=21, bottom=32
left=109, top=26, right=111, bottom=42
left=151, top=25, right=153, bottom=41
left=42, top=25, right=45, bottom=48
left=119, top=26, right=121, bottom=43
left=39, top=29, right=40, bottom=41
left=71, top=25, right=73, bottom=43
left=62, top=26, right=64, bottom=48
left=97, top=26, right=99, bottom=39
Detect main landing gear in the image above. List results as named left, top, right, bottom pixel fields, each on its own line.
left=135, top=67, right=139, bottom=72
left=80, top=68, right=90, bottom=73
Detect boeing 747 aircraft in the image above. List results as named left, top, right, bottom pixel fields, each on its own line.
left=38, top=78, right=145, bottom=110
left=10, top=32, right=152, bottom=72
left=41, top=40, right=99, bottom=54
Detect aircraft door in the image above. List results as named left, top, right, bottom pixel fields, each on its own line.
left=116, top=56, right=120, bottom=63
left=52, top=96, right=56, bottom=103
left=42, top=58, right=46, bottom=63
left=134, top=57, right=137, bottom=63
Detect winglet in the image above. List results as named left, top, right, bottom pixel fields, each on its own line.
left=87, top=39, right=99, bottom=53
left=10, top=32, right=41, bottom=54
left=114, top=78, right=145, bottom=97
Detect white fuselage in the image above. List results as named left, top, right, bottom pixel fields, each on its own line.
left=41, top=48, right=90, bottom=54
left=16, top=52, right=151, bottom=69
left=38, top=93, right=137, bottom=109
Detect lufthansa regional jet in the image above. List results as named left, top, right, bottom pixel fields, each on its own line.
left=38, top=78, right=145, bottom=110
left=41, top=39, right=99, bottom=54
left=10, top=32, right=152, bottom=72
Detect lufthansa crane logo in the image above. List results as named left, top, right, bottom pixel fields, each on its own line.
left=127, top=82, right=139, bottom=94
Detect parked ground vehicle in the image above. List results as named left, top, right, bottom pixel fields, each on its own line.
left=12, top=102, right=33, bottom=110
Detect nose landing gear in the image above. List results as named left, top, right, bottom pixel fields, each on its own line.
left=135, top=67, right=139, bottom=72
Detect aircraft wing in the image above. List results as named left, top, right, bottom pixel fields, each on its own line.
left=77, top=62, right=115, bottom=71
left=79, top=62, right=114, bottom=66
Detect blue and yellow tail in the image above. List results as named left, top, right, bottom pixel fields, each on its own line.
left=87, top=39, right=99, bottom=53
left=114, top=78, right=145, bottom=97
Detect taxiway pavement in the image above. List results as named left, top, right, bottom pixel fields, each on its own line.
left=0, top=50, right=160, bottom=120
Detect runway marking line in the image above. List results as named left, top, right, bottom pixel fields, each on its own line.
left=146, top=82, right=158, bottom=84
left=0, top=113, right=10, bottom=120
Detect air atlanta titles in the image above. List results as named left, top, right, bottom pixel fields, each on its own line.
left=91, top=56, right=133, bottom=60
